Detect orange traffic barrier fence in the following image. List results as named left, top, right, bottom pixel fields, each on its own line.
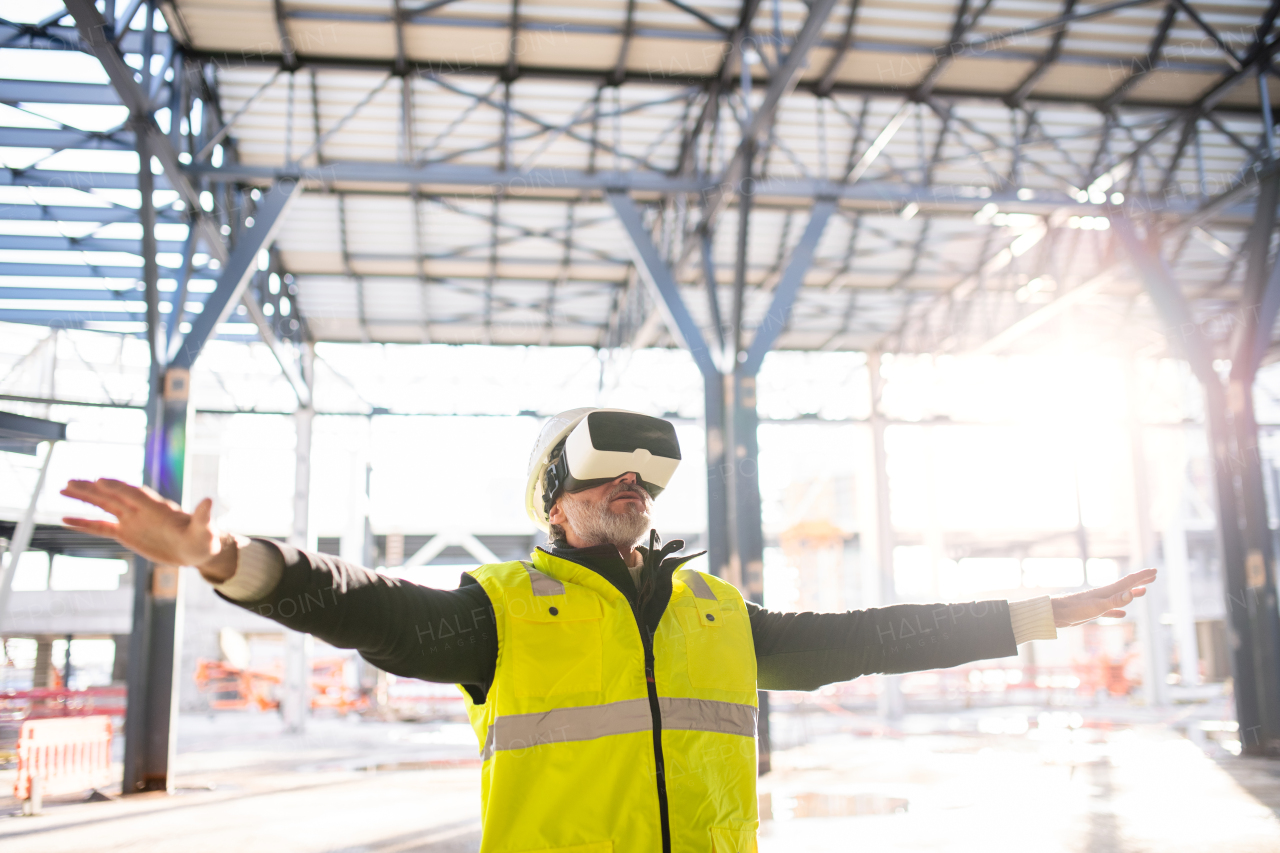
left=14, top=715, right=113, bottom=803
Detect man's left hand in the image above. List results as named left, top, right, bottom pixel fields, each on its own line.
left=1051, top=568, right=1158, bottom=628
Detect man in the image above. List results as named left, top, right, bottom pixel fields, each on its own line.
left=61, top=407, right=1156, bottom=853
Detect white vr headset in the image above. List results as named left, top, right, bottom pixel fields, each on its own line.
left=542, top=410, right=681, bottom=515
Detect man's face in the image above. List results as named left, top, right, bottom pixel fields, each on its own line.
left=551, top=472, right=653, bottom=548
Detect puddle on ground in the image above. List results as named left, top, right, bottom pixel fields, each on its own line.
left=763, top=791, right=909, bottom=819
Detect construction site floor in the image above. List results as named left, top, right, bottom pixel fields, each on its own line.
left=1, top=703, right=1278, bottom=852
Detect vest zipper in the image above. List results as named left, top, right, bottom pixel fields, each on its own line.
left=641, top=625, right=672, bottom=853
left=636, top=532, right=673, bottom=853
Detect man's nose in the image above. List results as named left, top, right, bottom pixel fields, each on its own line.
left=615, top=472, right=639, bottom=485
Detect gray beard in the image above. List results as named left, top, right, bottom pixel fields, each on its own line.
left=561, top=484, right=652, bottom=550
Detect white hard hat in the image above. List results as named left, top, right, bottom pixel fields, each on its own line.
left=526, top=407, right=598, bottom=531
left=525, top=407, right=682, bottom=531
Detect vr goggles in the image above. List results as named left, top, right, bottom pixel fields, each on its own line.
left=542, top=411, right=681, bottom=515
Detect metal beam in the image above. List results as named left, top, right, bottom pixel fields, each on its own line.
left=607, top=190, right=717, bottom=377
left=0, top=234, right=189, bottom=253
left=64, top=0, right=225, bottom=262
left=914, top=0, right=996, bottom=100
left=1101, top=2, right=1178, bottom=111
left=1, top=168, right=173, bottom=191
left=1093, top=33, right=1280, bottom=188
left=972, top=267, right=1121, bottom=354
left=1110, top=215, right=1213, bottom=377
left=0, top=127, right=136, bottom=149
left=170, top=180, right=303, bottom=370
left=658, top=0, right=731, bottom=34
left=180, top=162, right=1253, bottom=221
left=0, top=79, right=123, bottom=104
left=741, top=199, right=835, bottom=372
left=1006, top=0, right=1078, bottom=107
left=0, top=262, right=200, bottom=278
left=240, top=291, right=313, bottom=407
left=1234, top=171, right=1280, bottom=376
left=0, top=203, right=184, bottom=224
left=177, top=42, right=1254, bottom=109
left=2, top=24, right=173, bottom=55
left=701, top=0, right=841, bottom=225
left=815, top=0, right=862, bottom=97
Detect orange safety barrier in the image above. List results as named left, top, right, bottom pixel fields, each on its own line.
left=14, top=715, right=113, bottom=800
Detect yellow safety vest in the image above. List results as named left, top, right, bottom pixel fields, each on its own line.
left=462, top=549, right=760, bottom=853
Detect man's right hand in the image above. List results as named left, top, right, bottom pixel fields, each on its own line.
left=60, top=479, right=239, bottom=583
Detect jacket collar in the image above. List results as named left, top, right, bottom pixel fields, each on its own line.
left=535, top=533, right=704, bottom=612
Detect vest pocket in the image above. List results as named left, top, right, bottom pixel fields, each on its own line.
left=509, top=594, right=603, bottom=698
left=711, top=825, right=758, bottom=853
left=677, top=601, right=756, bottom=692
left=515, top=843, right=611, bottom=853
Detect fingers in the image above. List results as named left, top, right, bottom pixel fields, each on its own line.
left=1093, top=569, right=1157, bottom=605
left=62, top=517, right=122, bottom=539
left=192, top=497, right=212, bottom=527
left=61, top=478, right=183, bottom=519
left=1109, top=585, right=1149, bottom=608
left=95, top=478, right=155, bottom=509
left=60, top=479, right=132, bottom=516
left=1065, top=608, right=1127, bottom=627
left=1104, top=568, right=1157, bottom=594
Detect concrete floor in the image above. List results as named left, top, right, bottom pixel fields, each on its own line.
left=2, top=704, right=1279, bottom=853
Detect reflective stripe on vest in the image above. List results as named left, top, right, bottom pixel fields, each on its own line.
left=481, top=696, right=756, bottom=758
left=521, top=561, right=565, bottom=596
left=676, top=567, right=717, bottom=601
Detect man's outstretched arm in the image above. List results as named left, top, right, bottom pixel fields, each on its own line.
left=749, top=569, right=1157, bottom=691
left=61, top=478, right=499, bottom=701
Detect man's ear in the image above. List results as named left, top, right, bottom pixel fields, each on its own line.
left=547, top=496, right=567, bottom=527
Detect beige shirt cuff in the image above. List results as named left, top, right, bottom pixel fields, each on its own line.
left=1009, top=595, right=1058, bottom=644
left=212, top=537, right=284, bottom=601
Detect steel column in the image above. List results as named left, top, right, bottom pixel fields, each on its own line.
left=1124, top=356, right=1170, bottom=707
left=610, top=187, right=832, bottom=772
left=282, top=342, right=315, bottom=732
left=1114, top=211, right=1280, bottom=754
left=704, top=376, right=731, bottom=578
left=1228, top=169, right=1280, bottom=752
left=125, top=365, right=190, bottom=793
left=866, top=351, right=903, bottom=721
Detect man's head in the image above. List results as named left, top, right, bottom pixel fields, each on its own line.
left=547, top=471, right=652, bottom=549
left=525, top=408, right=681, bottom=542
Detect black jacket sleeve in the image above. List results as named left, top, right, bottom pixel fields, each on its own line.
left=749, top=599, right=1018, bottom=691
left=215, top=540, right=498, bottom=703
